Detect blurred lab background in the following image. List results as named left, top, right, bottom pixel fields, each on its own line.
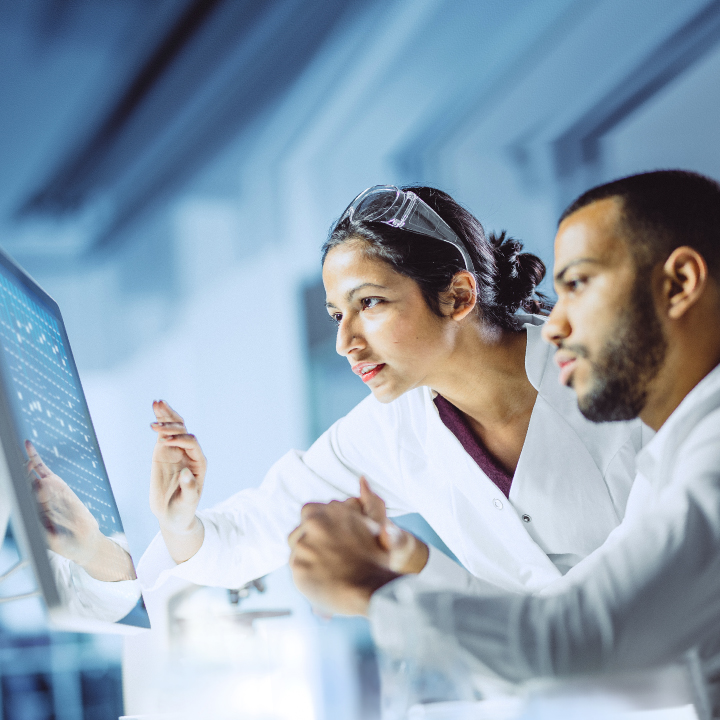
left=1, top=0, right=720, bottom=718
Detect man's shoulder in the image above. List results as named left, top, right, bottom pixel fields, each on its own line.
left=641, top=369, right=720, bottom=489
left=654, top=366, right=720, bottom=461
left=674, top=404, right=720, bottom=463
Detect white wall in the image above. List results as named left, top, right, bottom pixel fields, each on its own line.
left=83, top=242, right=310, bottom=560
left=64, top=0, right=720, bottom=570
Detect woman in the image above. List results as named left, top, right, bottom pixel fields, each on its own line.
left=138, top=185, right=645, bottom=595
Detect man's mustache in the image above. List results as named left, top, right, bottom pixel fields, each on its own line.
left=556, top=342, right=590, bottom=360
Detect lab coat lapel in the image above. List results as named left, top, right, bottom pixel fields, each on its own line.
left=512, top=392, right=621, bottom=557
left=420, top=389, right=562, bottom=592
left=514, top=321, right=630, bottom=561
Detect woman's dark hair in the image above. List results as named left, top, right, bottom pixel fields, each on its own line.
left=322, top=185, right=550, bottom=331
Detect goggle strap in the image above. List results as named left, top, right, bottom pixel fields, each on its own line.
left=396, top=192, right=417, bottom=228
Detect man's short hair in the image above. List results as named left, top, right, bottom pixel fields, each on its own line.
left=560, top=170, right=720, bottom=276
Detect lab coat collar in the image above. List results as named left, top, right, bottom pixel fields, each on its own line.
left=520, top=314, right=551, bottom=391
left=636, top=361, right=720, bottom=487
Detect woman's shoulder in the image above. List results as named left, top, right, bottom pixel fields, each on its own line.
left=337, top=385, right=433, bottom=433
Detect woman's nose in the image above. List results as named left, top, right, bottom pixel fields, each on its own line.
left=336, top=316, right=365, bottom=357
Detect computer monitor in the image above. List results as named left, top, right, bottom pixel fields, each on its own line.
left=0, top=247, right=150, bottom=632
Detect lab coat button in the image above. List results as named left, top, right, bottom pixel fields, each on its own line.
left=522, top=514, right=531, bottom=523
left=493, top=498, right=503, bottom=510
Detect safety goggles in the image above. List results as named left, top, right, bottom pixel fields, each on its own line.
left=339, top=185, right=476, bottom=274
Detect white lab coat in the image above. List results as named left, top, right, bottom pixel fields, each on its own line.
left=138, top=316, right=646, bottom=595
left=370, top=361, right=720, bottom=717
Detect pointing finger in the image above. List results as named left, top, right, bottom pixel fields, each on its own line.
left=151, top=422, right=187, bottom=435
left=152, top=400, right=185, bottom=424
left=25, top=441, right=53, bottom=479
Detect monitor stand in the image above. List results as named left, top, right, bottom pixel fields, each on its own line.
left=0, top=476, right=39, bottom=604
left=0, top=448, right=13, bottom=547
left=0, top=480, right=9, bottom=547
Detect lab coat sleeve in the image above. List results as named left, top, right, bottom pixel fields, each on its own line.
left=370, top=414, right=720, bottom=683
left=415, top=546, right=479, bottom=592
left=49, top=554, right=142, bottom=624
left=139, top=393, right=415, bottom=591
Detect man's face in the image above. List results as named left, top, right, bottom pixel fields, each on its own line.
left=542, top=197, right=667, bottom=422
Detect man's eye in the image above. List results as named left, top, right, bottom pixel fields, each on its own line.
left=361, top=297, right=382, bottom=310
left=565, top=277, right=587, bottom=292
left=329, top=313, right=342, bottom=325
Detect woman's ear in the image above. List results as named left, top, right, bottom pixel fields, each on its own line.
left=661, top=246, right=708, bottom=320
left=441, top=271, right=477, bottom=321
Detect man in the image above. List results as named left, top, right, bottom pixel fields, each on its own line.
left=288, top=170, right=720, bottom=711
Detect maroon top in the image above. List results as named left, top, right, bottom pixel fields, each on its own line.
left=434, top=394, right=514, bottom=498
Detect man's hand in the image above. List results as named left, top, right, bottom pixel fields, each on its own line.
left=288, top=479, right=430, bottom=615
left=149, top=401, right=206, bottom=563
left=26, top=441, right=135, bottom=581
left=289, top=497, right=400, bottom=616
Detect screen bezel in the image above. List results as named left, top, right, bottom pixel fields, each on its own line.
left=0, top=246, right=147, bottom=633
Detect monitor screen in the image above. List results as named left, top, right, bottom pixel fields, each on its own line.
left=0, top=248, right=149, bottom=631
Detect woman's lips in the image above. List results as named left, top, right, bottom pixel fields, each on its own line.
left=352, top=363, right=386, bottom=383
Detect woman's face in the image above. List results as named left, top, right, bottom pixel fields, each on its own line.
left=322, top=241, right=454, bottom=404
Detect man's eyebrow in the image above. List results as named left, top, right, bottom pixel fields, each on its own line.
left=554, top=258, right=602, bottom=284
left=325, top=283, right=389, bottom=309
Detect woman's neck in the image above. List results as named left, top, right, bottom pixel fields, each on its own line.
left=431, top=324, right=537, bottom=429
left=431, top=323, right=538, bottom=475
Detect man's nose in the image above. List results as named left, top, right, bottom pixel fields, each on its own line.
left=336, top=315, right=365, bottom=357
left=541, top=300, right=570, bottom=347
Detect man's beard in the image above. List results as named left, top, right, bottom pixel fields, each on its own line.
left=573, top=278, right=667, bottom=423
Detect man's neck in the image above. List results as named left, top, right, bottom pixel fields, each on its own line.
left=640, top=326, right=720, bottom=431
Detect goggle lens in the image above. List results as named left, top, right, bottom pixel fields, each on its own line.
left=351, top=187, right=404, bottom=222
left=339, top=185, right=476, bottom=274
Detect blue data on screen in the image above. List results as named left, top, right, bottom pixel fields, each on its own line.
left=0, top=271, right=122, bottom=537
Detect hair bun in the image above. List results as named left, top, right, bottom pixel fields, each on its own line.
left=490, top=232, right=547, bottom=314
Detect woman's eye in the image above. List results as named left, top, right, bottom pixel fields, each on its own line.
left=361, top=297, right=382, bottom=310
left=329, top=313, right=342, bottom=325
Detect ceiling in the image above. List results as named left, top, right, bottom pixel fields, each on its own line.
left=0, top=0, right=367, bottom=259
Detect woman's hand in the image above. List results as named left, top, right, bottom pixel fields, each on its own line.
left=26, top=441, right=136, bottom=581
left=149, top=401, right=206, bottom=563
left=357, top=477, right=429, bottom=575
left=27, top=440, right=102, bottom=565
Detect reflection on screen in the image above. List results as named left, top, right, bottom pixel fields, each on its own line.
left=0, top=258, right=148, bottom=630
left=0, top=273, right=122, bottom=536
